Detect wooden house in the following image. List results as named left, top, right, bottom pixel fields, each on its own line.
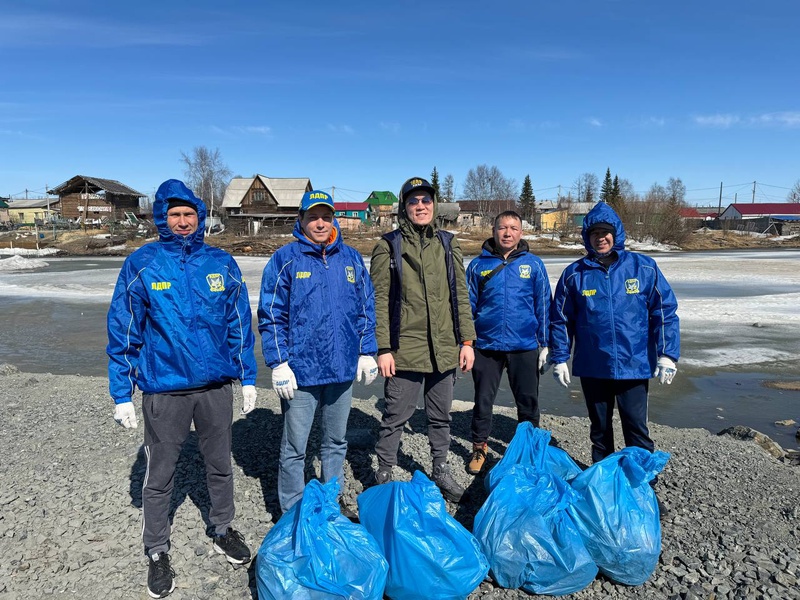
left=47, top=176, right=145, bottom=224
left=365, top=191, right=398, bottom=227
left=334, top=201, right=371, bottom=226
left=221, top=175, right=312, bottom=233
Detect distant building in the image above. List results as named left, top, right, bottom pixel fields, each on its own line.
left=334, top=201, right=370, bottom=227
left=720, top=203, right=800, bottom=220
left=365, top=191, right=397, bottom=227
left=7, top=197, right=60, bottom=225
left=0, top=197, right=10, bottom=224
left=47, top=175, right=145, bottom=224
left=221, top=175, right=312, bottom=234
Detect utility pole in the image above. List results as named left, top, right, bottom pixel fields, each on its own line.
left=331, top=186, right=335, bottom=201
left=752, top=181, right=756, bottom=203
left=717, top=182, right=723, bottom=218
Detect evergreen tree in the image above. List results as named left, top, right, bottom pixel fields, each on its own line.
left=519, top=174, right=536, bottom=223
left=612, top=175, right=620, bottom=202
left=600, top=168, right=613, bottom=203
left=430, top=166, right=441, bottom=200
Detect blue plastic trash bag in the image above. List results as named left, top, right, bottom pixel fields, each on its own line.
left=256, top=478, right=388, bottom=600
left=358, top=470, right=489, bottom=600
left=568, top=447, right=669, bottom=586
left=486, top=422, right=582, bottom=493
left=474, top=466, right=598, bottom=595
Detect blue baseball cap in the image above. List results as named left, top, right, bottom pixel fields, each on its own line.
left=300, top=190, right=334, bottom=212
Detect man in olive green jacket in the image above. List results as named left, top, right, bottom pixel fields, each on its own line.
left=370, top=176, right=476, bottom=502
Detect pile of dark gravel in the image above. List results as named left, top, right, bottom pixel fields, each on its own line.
left=1, top=366, right=798, bottom=599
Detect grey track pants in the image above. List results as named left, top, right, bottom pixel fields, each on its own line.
left=374, top=369, right=456, bottom=471
left=141, top=383, right=234, bottom=556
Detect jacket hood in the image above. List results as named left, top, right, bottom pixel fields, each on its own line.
left=397, top=182, right=439, bottom=234
left=154, top=179, right=207, bottom=248
left=292, top=216, right=343, bottom=253
left=581, top=202, right=626, bottom=255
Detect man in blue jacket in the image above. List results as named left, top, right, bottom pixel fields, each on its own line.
left=549, top=202, right=680, bottom=465
left=107, top=179, right=258, bottom=598
left=465, top=210, right=552, bottom=474
left=258, top=190, right=378, bottom=516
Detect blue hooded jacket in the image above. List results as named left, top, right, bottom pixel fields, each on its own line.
left=106, top=179, right=258, bottom=402
left=549, top=202, right=680, bottom=379
left=466, top=238, right=551, bottom=352
left=257, top=218, right=377, bottom=386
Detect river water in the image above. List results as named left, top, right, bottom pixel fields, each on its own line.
left=1, top=249, right=799, bottom=449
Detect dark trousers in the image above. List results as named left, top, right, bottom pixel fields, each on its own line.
left=471, top=348, right=541, bottom=444
left=141, top=384, right=234, bottom=556
left=375, top=369, right=455, bottom=471
left=580, top=377, right=653, bottom=464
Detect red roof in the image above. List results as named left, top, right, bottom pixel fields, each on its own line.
left=334, top=202, right=368, bottom=211
left=730, top=203, right=800, bottom=216
left=679, top=207, right=703, bottom=218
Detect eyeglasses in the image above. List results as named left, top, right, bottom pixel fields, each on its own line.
left=406, top=197, right=433, bottom=206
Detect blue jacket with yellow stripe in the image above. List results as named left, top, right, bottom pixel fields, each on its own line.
left=549, top=202, right=680, bottom=379
left=106, top=179, right=258, bottom=403
left=257, top=219, right=377, bottom=386
left=466, top=238, right=551, bottom=352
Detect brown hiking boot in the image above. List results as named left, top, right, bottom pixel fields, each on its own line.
left=467, top=442, right=488, bottom=475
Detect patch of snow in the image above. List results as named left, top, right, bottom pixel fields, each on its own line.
left=0, top=247, right=61, bottom=257
left=0, top=255, right=50, bottom=271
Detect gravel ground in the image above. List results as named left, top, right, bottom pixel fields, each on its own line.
left=1, top=365, right=799, bottom=600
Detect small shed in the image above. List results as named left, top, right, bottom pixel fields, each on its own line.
left=47, top=175, right=145, bottom=224
left=366, top=191, right=398, bottom=227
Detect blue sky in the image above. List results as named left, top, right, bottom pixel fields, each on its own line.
left=2, top=0, right=798, bottom=206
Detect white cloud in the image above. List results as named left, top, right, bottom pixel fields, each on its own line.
left=586, top=117, right=603, bottom=128
left=210, top=125, right=272, bottom=137
left=749, top=111, right=800, bottom=127
left=327, top=124, right=355, bottom=135
left=694, top=114, right=742, bottom=128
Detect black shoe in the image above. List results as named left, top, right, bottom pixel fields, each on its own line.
left=372, top=466, right=393, bottom=486
left=213, top=528, right=251, bottom=565
left=432, top=464, right=465, bottom=503
left=339, top=499, right=360, bottom=523
left=147, top=553, right=175, bottom=599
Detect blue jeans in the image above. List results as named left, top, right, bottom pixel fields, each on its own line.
left=278, top=381, right=353, bottom=512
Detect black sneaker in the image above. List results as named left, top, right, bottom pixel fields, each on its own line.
left=372, top=466, right=393, bottom=485
left=213, top=528, right=251, bottom=565
left=147, top=553, right=175, bottom=599
left=339, top=499, right=360, bottom=523
left=432, top=464, right=465, bottom=503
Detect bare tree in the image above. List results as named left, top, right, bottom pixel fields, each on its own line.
left=635, top=181, right=688, bottom=244
left=462, top=164, right=517, bottom=224
left=788, top=180, right=800, bottom=203
left=180, top=146, right=232, bottom=216
left=441, top=174, right=455, bottom=203
left=572, top=172, right=599, bottom=204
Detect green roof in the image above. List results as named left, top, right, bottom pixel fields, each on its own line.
left=366, top=190, right=397, bottom=206
left=0, top=198, right=9, bottom=209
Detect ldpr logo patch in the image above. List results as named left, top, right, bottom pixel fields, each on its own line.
left=206, top=273, right=225, bottom=292
left=625, top=278, right=640, bottom=294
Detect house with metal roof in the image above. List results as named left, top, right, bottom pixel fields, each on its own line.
left=334, top=201, right=371, bottom=226
left=221, top=175, right=313, bottom=234
left=47, top=175, right=145, bottom=224
left=720, top=203, right=800, bottom=220
left=222, top=176, right=312, bottom=216
left=7, top=197, right=61, bottom=225
left=365, top=191, right=398, bottom=227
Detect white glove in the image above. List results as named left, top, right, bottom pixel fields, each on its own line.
left=241, top=385, right=257, bottom=414
left=538, top=347, right=551, bottom=374
left=356, top=355, right=379, bottom=386
left=553, top=363, right=571, bottom=388
left=655, top=356, right=677, bottom=385
left=272, top=362, right=297, bottom=400
left=113, top=402, right=138, bottom=429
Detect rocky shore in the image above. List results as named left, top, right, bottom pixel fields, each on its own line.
left=1, top=366, right=799, bottom=599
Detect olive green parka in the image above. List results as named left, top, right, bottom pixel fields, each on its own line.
left=370, top=193, right=475, bottom=373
